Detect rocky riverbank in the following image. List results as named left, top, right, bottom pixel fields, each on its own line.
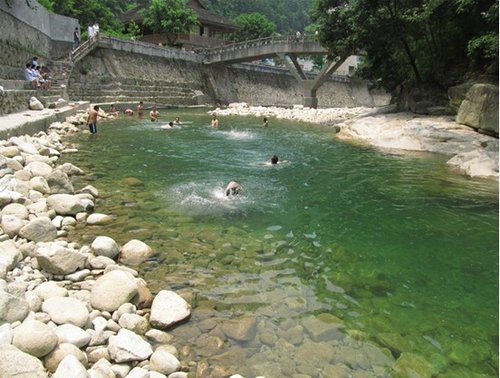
left=0, top=113, right=248, bottom=377
left=214, top=103, right=499, bottom=180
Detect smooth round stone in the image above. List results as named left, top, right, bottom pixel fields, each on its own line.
left=55, top=324, right=91, bottom=348
left=42, top=296, right=89, bottom=328
left=12, top=320, right=58, bottom=357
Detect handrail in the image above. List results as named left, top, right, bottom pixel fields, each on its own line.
left=199, top=35, right=321, bottom=56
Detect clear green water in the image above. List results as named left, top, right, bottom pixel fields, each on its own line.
left=64, top=109, right=498, bottom=376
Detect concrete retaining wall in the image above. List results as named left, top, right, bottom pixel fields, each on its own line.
left=69, top=48, right=380, bottom=108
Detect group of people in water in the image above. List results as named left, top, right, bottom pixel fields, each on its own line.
left=86, top=103, right=280, bottom=195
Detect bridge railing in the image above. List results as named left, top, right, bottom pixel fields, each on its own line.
left=199, top=35, right=320, bottom=56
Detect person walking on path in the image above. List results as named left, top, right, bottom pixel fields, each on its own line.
left=73, top=27, right=80, bottom=49
left=88, top=24, right=95, bottom=42
left=87, top=105, right=100, bottom=135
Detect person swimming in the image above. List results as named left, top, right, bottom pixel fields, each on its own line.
left=271, top=155, right=279, bottom=164
left=225, top=181, right=241, bottom=196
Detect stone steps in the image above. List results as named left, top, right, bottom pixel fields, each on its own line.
left=69, top=95, right=198, bottom=106
left=0, top=79, right=33, bottom=90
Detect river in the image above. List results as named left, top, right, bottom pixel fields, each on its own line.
left=62, top=109, right=498, bottom=377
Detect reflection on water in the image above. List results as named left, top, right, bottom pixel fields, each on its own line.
left=63, top=110, right=499, bottom=377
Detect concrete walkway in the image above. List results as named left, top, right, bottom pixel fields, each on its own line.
left=0, top=101, right=89, bottom=139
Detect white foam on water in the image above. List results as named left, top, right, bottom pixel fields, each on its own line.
left=219, top=129, right=255, bottom=140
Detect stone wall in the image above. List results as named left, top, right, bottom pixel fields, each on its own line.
left=69, top=48, right=382, bottom=108
left=0, top=0, right=78, bottom=79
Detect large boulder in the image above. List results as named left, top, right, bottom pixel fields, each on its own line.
left=12, top=320, right=58, bottom=358
left=456, top=83, right=499, bottom=134
left=0, top=344, right=48, bottom=378
left=149, top=290, right=191, bottom=330
left=36, top=243, right=86, bottom=275
left=46, top=194, right=85, bottom=215
left=2, top=203, right=29, bottom=219
left=90, top=270, right=138, bottom=312
left=19, top=217, right=57, bottom=242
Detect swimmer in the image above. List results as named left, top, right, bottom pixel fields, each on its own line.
left=173, top=116, right=182, bottom=125
left=150, top=105, right=160, bottom=122
left=271, top=155, right=279, bottom=164
left=137, top=101, right=144, bottom=117
left=225, top=181, right=241, bottom=196
left=161, top=121, right=174, bottom=130
left=124, top=108, right=134, bottom=116
left=109, top=104, right=119, bottom=117
left=262, top=117, right=269, bottom=128
left=211, top=114, right=219, bottom=128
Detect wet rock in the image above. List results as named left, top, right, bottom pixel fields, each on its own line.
left=221, top=316, right=257, bottom=342
left=12, top=320, right=58, bottom=358
left=120, top=177, right=144, bottom=187
left=131, top=278, right=154, bottom=309
left=301, top=314, right=345, bottom=342
left=120, top=239, right=154, bottom=265
left=108, top=329, right=153, bottom=363
left=0, top=344, right=48, bottom=378
left=76, top=184, right=99, bottom=197
left=150, top=290, right=191, bottom=329
left=86, top=213, right=113, bottom=225
left=90, top=270, right=138, bottom=312
left=295, top=339, right=335, bottom=372
left=149, top=349, right=181, bottom=375
left=145, top=329, right=174, bottom=344
left=42, top=296, right=90, bottom=327
left=19, top=217, right=58, bottom=242
left=89, top=255, right=116, bottom=269
left=59, top=162, right=84, bottom=176
left=392, top=352, right=437, bottom=377
left=91, top=236, right=119, bottom=259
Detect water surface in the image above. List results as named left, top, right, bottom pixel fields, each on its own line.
left=63, top=110, right=498, bottom=377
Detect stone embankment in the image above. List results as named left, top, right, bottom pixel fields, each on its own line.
left=0, top=113, right=243, bottom=377
left=215, top=103, right=499, bottom=179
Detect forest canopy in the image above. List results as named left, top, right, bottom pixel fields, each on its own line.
left=311, top=0, right=499, bottom=91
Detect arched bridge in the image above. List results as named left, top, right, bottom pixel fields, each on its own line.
left=200, top=35, right=328, bottom=64
left=200, top=35, right=348, bottom=108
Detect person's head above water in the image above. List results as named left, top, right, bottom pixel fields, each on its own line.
left=271, top=155, right=279, bottom=165
left=225, top=181, right=241, bottom=196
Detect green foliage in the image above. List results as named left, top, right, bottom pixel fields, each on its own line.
left=311, top=0, right=499, bottom=90
left=229, top=13, right=276, bottom=42
left=203, top=0, right=312, bottom=34
left=142, top=0, right=199, bottom=46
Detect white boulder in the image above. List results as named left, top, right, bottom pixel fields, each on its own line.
left=150, top=290, right=191, bottom=329
left=108, top=329, right=153, bottom=363
left=120, top=239, right=154, bottom=265
left=91, top=236, right=119, bottom=259
left=12, top=320, right=58, bottom=357
left=90, top=270, right=138, bottom=312
left=42, top=296, right=90, bottom=327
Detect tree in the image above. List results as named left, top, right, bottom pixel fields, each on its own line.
left=311, top=0, right=499, bottom=91
left=142, top=0, right=199, bottom=46
left=230, top=13, right=276, bottom=42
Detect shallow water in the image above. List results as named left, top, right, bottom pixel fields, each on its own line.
left=64, top=110, right=498, bottom=377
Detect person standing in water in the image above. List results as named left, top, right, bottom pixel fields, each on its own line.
left=150, top=105, right=160, bottom=122
left=137, top=101, right=144, bottom=117
left=211, top=114, right=219, bottom=128
left=262, top=117, right=269, bottom=128
left=87, top=105, right=100, bottom=135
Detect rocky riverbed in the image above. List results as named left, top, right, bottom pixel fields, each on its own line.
left=0, top=114, right=254, bottom=378
left=214, top=103, right=499, bottom=180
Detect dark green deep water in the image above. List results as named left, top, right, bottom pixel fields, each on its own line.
left=63, top=109, right=498, bottom=376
